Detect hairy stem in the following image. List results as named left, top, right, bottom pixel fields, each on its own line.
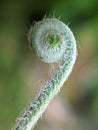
left=12, top=18, right=77, bottom=130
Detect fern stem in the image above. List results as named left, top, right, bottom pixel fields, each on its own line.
left=12, top=18, right=77, bottom=130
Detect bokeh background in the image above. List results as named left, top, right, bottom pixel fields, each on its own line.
left=0, top=0, right=98, bottom=130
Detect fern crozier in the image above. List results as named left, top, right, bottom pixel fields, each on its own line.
left=12, top=17, right=77, bottom=130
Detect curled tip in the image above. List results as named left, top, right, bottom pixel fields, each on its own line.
left=29, top=18, right=76, bottom=63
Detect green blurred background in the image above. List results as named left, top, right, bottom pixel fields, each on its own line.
left=0, top=0, right=98, bottom=130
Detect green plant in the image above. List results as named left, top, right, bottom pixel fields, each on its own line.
left=12, top=17, right=77, bottom=130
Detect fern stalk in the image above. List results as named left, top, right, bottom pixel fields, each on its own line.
left=12, top=18, right=77, bottom=130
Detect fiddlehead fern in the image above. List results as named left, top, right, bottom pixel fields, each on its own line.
left=13, top=18, right=77, bottom=130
